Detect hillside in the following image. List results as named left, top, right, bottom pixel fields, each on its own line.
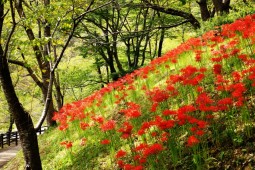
left=5, top=14, right=255, bottom=170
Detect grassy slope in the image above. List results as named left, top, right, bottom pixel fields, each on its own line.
left=4, top=13, right=255, bottom=170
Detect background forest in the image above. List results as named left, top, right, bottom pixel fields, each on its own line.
left=0, top=0, right=255, bottom=169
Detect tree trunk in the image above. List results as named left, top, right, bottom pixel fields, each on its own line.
left=212, top=0, right=231, bottom=15
left=7, top=114, right=14, bottom=133
left=0, top=22, right=42, bottom=170
left=197, top=0, right=211, bottom=21
left=158, top=28, right=165, bottom=57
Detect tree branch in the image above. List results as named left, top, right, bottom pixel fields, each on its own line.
left=4, top=0, right=16, bottom=57
left=142, top=0, right=200, bottom=29
left=8, top=59, right=44, bottom=89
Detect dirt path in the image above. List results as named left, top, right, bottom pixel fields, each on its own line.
left=0, top=145, right=21, bottom=168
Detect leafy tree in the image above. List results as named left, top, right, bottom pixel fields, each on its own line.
left=0, top=1, right=42, bottom=168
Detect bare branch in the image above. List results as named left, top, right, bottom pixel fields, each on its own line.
left=8, top=59, right=44, bottom=89
left=74, top=0, right=112, bottom=22
left=4, top=0, right=16, bottom=56
left=142, top=0, right=200, bottom=29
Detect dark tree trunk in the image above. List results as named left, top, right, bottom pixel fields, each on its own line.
left=7, top=114, right=14, bottom=133
left=42, top=0, right=56, bottom=127
left=212, top=0, right=231, bottom=15
left=158, top=28, right=165, bottom=57
left=197, top=0, right=211, bottom=21
left=96, top=62, right=104, bottom=88
left=54, top=73, right=63, bottom=110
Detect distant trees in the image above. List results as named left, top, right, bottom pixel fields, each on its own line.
left=74, top=0, right=201, bottom=82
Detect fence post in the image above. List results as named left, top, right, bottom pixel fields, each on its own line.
left=15, top=132, right=18, bottom=146
left=7, top=132, right=10, bottom=146
left=0, top=134, right=3, bottom=148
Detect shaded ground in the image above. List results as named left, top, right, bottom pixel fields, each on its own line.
left=0, top=145, right=21, bottom=169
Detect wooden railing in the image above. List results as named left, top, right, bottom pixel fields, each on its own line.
left=0, top=126, right=48, bottom=149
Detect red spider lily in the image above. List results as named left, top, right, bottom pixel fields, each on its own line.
left=178, top=105, right=196, bottom=114
left=196, top=93, right=214, bottom=106
left=60, top=141, right=72, bottom=149
left=161, top=132, right=169, bottom=142
left=217, top=98, right=233, bottom=106
left=115, top=149, right=127, bottom=158
left=137, top=121, right=155, bottom=135
left=124, top=164, right=144, bottom=170
left=134, top=143, right=148, bottom=152
left=162, top=109, right=177, bottom=116
left=211, top=57, right=223, bottom=62
left=120, top=102, right=141, bottom=119
left=150, top=102, right=158, bottom=112
left=187, top=135, right=199, bottom=147
left=154, top=116, right=175, bottom=130
left=80, top=122, right=90, bottom=130
left=117, top=160, right=125, bottom=168
left=181, top=65, right=198, bottom=77
left=146, top=87, right=170, bottom=103
left=118, top=121, right=133, bottom=139
left=142, top=143, right=163, bottom=157
left=196, top=86, right=204, bottom=93
left=151, top=131, right=158, bottom=137
left=195, top=130, right=205, bottom=136
left=232, top=71, right=242, bottom=82
left=101, top=139, right=110, bottom=145
left=230, top=83, right=247, bottom=98
left=133, top=155, right=147, bottom=164
left=194, top=50, right=203, bottom=62
left=100, top=120, right=116, bottom=131
left=230, top=48, right=240, bottom=56
left=213, top=64, right=222, bottom=75
left=58, top=122, right=68, bottom=131
left=91, top=115, right=104, bottom=124
left=238, top=54, right=248, bottom=62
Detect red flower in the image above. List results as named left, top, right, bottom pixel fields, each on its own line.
left=120, top=102, right=141, bottom=119
left=134, top=143, right=148, bottom=152
left=91, top=115, right=104, bottom=124
left=118, top=121, right=133, bottom=139
left=116, top=149, right=127, bottom=158
left=80, top=122, right=90, bottom=130
left=100, top=120, right=116, bottom=131
left=217, top=97, right=233, bottom=106
left=161, top=132, right=169, bottom=142
left=162, top=109, right=177, bottom=116
left=187, top=135, right=199, bottom=147
left=117, top=160, right=125, bottom=168
left=143, top=143, right=163, bottom=157
left=150, top=102, right=158, bottom=112
left=213, top=64, right=222, bottom=75
left=147, top=88, right=169, bottom=103
left=60, top=141, right=72, bottom=149
left=101, top=139, right=110, bottom=145
left=155, top=116, right=175, bottom=130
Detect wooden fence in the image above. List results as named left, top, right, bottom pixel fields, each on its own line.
left=0, top=126, right=48, bottom=149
